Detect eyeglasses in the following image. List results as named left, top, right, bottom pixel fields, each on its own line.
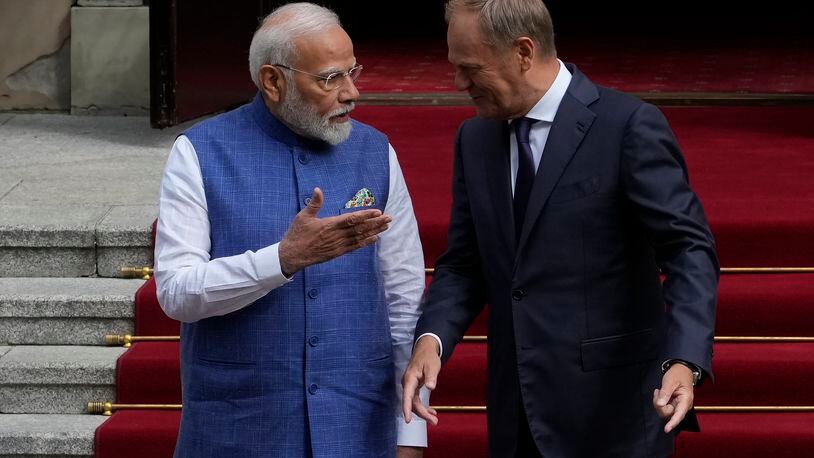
left=273, top=63, right=363, bottom=91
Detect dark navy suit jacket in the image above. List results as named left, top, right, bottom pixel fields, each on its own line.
left=416, top=65, right=718, bottom=457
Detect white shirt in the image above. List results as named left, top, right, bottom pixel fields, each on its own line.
left=419, top=59, right=572, bottom=358
left=154, top=134, right=429, bottom=446
left=510, top=59, right=573, bottom=194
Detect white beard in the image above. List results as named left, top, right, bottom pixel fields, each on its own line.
left=278, top=80, right=354, bottom=145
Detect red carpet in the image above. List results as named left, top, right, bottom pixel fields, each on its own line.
left=716, top=274, right=814, bottom=336
left=352, top=105, right=814, bottom=267
left=115, top=342, right=180, bottom=405
left=95, top=411, right=180, bottom=458
left=355, top=39, right=814, bottom=94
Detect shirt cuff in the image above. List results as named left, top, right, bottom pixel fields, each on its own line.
left=256, top=243, right=294, bottom=288
left=396, top=416, right=428, bottom=447
left=415, top=333, right=444, bottom=359
left=395, top=386, right=430, bottom=447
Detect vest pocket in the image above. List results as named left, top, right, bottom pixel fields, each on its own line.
left=580, top=328, right=657, bottom=371
left=188, top=357, right=260, bottom=401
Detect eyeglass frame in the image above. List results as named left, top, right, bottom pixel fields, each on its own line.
left=272, top=63, right=363, bottom=91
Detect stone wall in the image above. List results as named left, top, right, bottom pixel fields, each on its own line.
left=0, top=0, right=75, bottom=111
left=0, top=0, right=149, bottom=115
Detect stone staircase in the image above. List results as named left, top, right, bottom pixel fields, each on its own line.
left=0, top=113, right=180, bottom=458
left=0, top=231, right=149, bottom=457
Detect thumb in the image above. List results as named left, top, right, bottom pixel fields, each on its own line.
left=303, top=187, right=324, bottom=217
left=657, top=383, right=676, bottom=406
left=423, top=364, right=439, bottom=391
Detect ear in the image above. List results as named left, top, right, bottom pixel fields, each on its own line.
left=259, top=64, right=286, bottom=103
left=515, top=36, right=535, bottom=71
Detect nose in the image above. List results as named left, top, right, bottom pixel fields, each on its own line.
left=454, top=68, right=471, bottom=92
left=339, top=77, right=360, bottom=103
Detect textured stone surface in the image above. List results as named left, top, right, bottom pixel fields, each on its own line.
left=0, top=385, right=116, bottom=414
left=0, top=347, right=9, bottom=358
left=0, top=278, right=141, bottom=317
left=0, top=0, right=73, bottom=110
left=0, top=114, right=181, bottom=172
left=0, top=176, right=21, bottom=200
left=0, top=205, right=107, bottom=247
left=79, top=0, right=143, bottom=5
left=71, top=6, right=149, bottom=115
left=96, top=205, right=156, bottom=247
left=0, top=346, right=125, bottom=385
left=0, top=248, right=95, bottom=277
left=0, top=247, right=97, bottom=278
left=0, top=318, right=133, bottom=345
left=97, top=246, right=153, bottom=278
left=0, top=414, right=105, bottom=455
left=0, top=175, right=161, bottom=207
left=4, top=41, right=71, bottom=110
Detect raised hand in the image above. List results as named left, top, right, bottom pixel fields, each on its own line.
left=279, top=187, right=392, bottom=275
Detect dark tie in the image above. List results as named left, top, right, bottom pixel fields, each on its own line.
left=513, top=117, right=538, bottom=240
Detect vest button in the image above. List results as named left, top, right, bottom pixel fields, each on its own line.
left=309, top=336, right=319, bottom=347
left=511, top=289, right=526, bottom=301
left=308, top=384, right=318, bottom=395
left=298, top=152, right=309, bottom=164
left=308, top=289, right=318, bottom=299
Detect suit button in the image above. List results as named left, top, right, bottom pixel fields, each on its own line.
left=308, top=289, right=318, bottom=299
left=512, top=289, right=525, bottom=301
left=309, top=336, right=319, bottom=347
left=308, top=384, right=318, bottom=395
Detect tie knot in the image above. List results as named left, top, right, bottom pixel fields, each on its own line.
left=513, top=117, right=537, bottom=144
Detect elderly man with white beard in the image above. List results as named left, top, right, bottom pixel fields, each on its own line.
left=153, top=3, right=428, bottom=457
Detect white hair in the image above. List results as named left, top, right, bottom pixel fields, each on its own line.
left=248, top=2, right=341, bottom=89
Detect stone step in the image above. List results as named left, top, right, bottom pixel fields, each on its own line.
left=0, top=414, right=106, bottom=457
left=0, top=346, right=126, bottom=414
left=0, top=278, right=143, bottom=345
left=0, top=204, right=155, bottom=278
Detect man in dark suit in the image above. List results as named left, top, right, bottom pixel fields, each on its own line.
left=401, top=0, right=718, bottom=456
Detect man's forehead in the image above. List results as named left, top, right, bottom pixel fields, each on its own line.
left=292, top=26, right=355, bottom=70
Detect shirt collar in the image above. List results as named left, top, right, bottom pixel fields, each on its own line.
left=521, top=59, right=572, bottom=124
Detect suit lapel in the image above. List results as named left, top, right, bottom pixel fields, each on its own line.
left=482, top=121, right=516, bottom=255
left=515, top=92, right=596, bottom=258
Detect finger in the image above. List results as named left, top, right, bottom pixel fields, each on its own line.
left=331, top=209, right=383, bottom=229
left=423, top=363, right=438, bottom=391
left=664, top=396, right=692, bottom=433
left=412, top=391, right=438, bottom=425
left=652, top=389, right=674, bottom=419
left=302, top=188, right=324, bottom=217
left=402, top=371, right=419, bottom=423
left=656, top=381, right=679, bottom=407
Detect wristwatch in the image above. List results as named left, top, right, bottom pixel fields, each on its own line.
left=661, top=359, right=702, bottom=386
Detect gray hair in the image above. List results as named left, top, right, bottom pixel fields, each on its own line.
left=445, top=0, right=556, bottom=58
left=248, top=2, right=341, bottom=89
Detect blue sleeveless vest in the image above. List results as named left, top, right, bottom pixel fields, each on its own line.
left=175, top=94, right=395, bottom=457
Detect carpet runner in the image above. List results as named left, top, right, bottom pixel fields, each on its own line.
left=95, top=74, right=814, bottom=456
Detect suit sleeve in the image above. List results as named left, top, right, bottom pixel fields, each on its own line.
left=620, top=103, right=719, bottom=380
left=415, top=123, right=488, bottom=364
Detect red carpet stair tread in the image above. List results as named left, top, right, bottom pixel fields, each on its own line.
left=95, top=410, right=814, bottom=458
left=438, top=273, right=814, bottom=339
